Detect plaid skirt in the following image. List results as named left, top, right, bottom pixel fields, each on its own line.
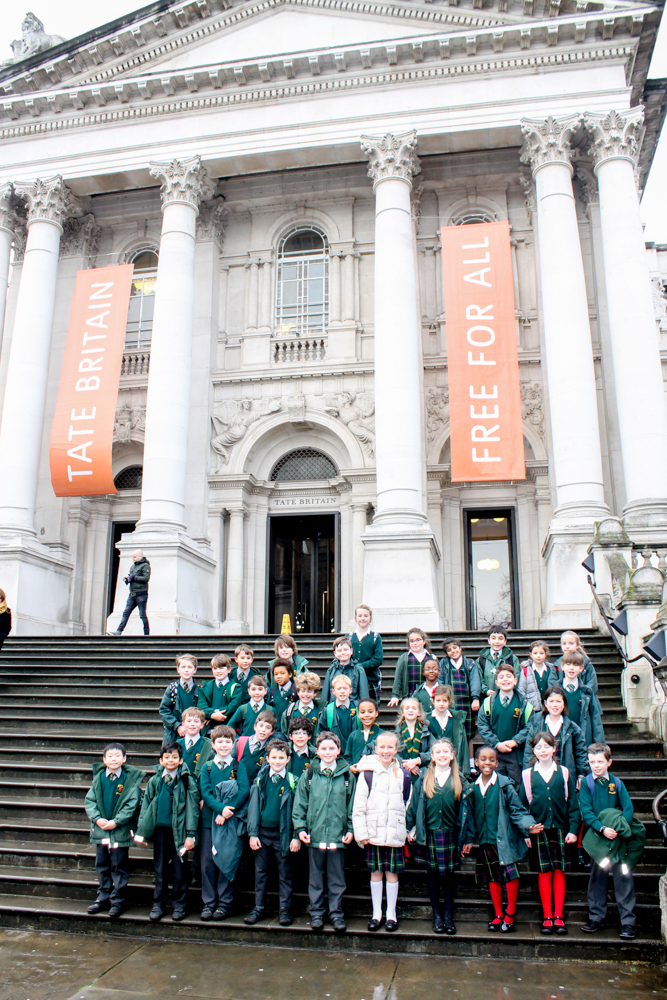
left=532, top=828, right=571, bottom=873
left=449, top=669, right=474, bottom=741
left=475, top=843, right=520, bottom=884
left=365, top=844, right=405, bottom=874
left=414, top=829, right=459, bottom=875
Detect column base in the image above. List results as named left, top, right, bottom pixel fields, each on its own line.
left=622, top=498, right=667, bottom=531
left=361, top=521, right=443, bottom=631
left=0, top=531, right=73, bottom=635
left=106, top=528, right=218, bottom=636
left=540, top=517, right=599, bottom=628
left=218, top=618, right=250, bottom=635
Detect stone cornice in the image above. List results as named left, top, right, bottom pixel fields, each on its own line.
left=0, top=39, right=637, bottom=136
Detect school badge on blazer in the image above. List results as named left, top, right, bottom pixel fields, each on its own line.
left=116, top=784, right=124, bottom=795
left=609, top=784, right=616, bottom=795
left=513, top=708, right=521, bottom=718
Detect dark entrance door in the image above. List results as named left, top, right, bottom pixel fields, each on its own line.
left=268, top=514, right=338, bottom=634
left=464, top=509, right=520, bottom=630
left=107, top=522, right=137, bottom=617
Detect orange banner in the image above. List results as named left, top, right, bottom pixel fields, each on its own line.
left=49, top=264, right=134, bottom=497
left=440, top=221, right=525, bottom=482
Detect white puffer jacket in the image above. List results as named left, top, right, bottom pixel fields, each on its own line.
left=352, top=755, right=410, bottom=847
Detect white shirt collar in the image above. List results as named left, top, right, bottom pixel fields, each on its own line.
left=105, top=767, right=122, bottom=778
left=335, top=699, right=350, bottom=709
left=279, top=681, right=292, bottom=693
left=298, top=700, right=313, bottom=712
left=180, top=678, right=194, bottom=690
left=546, top=715, right=563, bottom=735
left=237, top=666, right=250, bottom=678
left=250, top=698, right=265, bottom=709
left=535, top=760, right=557, bottom=781
left=270, top=767, right=287, bottom=779
left=185, top=733, right=201, bottom=748
left=435, top=765, right=451, bottom=787
left=452, top=656, right=463, bottom=669
left=475, top=771, right=498, bottom=795
left=294, top=747, right=309, bottom=756
left=411, top=649, right=427, bottom=661
left=433, top=709, right=451, bottom=724
left=214, top=753, right=233, bottom=767
left=564, top=677, right=579, bottom=691
left=215, top=678, right=226, bottom=687
left=163, top=768, right=178, bottom=781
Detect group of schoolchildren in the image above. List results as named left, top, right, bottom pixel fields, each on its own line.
left=84, top=611, right=645, bottom=940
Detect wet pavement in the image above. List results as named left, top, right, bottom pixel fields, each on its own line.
left=0, top=929, right=665, bottom=1000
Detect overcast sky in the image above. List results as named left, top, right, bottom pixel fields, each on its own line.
left=2, top=2, right=666, bottom=242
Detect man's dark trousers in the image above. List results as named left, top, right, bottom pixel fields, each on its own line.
left=308, top=846, right=345, bottom=919
left=200, top=827, right=233, bottom=912
left=153, top=827, right=189, bottom=911
left=254, top=827, right=292, bottom=913
left=588, top=860, right=636, bottom=929
left=118, top=593, right=150, bottom=635
left=95, top=845, right=130, bottom=906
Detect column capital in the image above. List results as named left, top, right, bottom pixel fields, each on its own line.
left=0, top=183, right=16, bottom=235
left=582, top=108, right=644, bottom=171
left=360, top=130, right=420, bottom=188
left=520, top=114, right=581, bottom=175
left=13, top=175, right=83, bottom=231
left=195, top=194, right=227, bottom=249
left=149, top=155, right=216, bottom=212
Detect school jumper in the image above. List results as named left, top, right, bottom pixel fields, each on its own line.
left=518, top=661, right=553, bottom=711
left=551, top=657, right=603, bottom=717
left=345, top=723, right=383, bottom=765
left=317, top=700, right=361, bottom=744
left=136, top=763, right=200, bottom=915
left=159, top=679, right=201, bottom=743
left=347, top=631, right=384, bottom=701
left=228, top=700, right=270, bottom=736
left=84, top=763, right=144, bottom=910
left=199, top=753, right=250, bottom=915
left=247, top=768, right=298, bottom=916
left=321, top=658, right=369, bottom=704
left=236, top=735, right=272, bottom=783
left=292, top=757, right=356, bottom=922
left=427, top=709, right=469, bottom=777
left=438, top=656, right=482, bottom=742
left=477, top=646, right=520, bottom=693
left=279, top=699, right=321, bottom=737
left=476, top=691, right=534, bottom=788
left=522, top=714, right=590, bottom=778
left=177, top=735, right=213, bottom=780
left=198, top=678, right=243, bottom=729
left=391, top=651, right=432, bottom=701
left=520, top=762, right=579, bottom=927
left=288, top=746, right=314, bottom=779
left=557, top=680, right=605, bottom=745
left=269, top=679, right=298, bottom=721
left=414, top=681, right=439, bottom=715
left=579, top=772, right=638, bottom=931
left=233, top=664, right=263, bottom=703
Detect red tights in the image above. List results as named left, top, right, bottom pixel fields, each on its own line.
left=538, top=870, right=566, bottom=919
left=488, top=879, right=519, bottom=922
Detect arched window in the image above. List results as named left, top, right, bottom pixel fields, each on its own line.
left=125, top=247, right=158, bottom=349
left=270, top=448, right=338, bottom=482
left=275, top=227, right=328, bottom=338
left=114, top=465, right=143, bottom=490
left=453, top=210, right=497, bottom=225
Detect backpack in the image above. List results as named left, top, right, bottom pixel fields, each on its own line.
left=168, top=680, right=199, bottom=710
left=236, top=735, right=251, bottom=761
left=325, top=702, right=361, bottom=732
left=128, top=788, right=144, bottom=839
left=256, top=772, right=296, bottom=792
left=522, top=765, right=569, bottom=803
left=364, top=768, right=411, bottom=804
left=482, top=694, right=533, bottom=725
left=585, top=772, right=625, bottom=800
left=205, top=760, right=237, bottom=781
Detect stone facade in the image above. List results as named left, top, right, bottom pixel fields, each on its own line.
left=0, top=0, right=666, bottom=634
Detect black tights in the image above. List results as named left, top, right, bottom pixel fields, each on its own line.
left=426, top=871, right=454, bottom=919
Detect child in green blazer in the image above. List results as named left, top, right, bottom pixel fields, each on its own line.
left=395, top=698, right=434, bottom=781
left=134, top=741, right=199, bottom=922
left=477, top=625, right=520, bottom=696
left=267, top=633, right=310, bottom=675
left=388, top=628, right=433, bottom=706
left=84, top=741, right=144, bottom=919
left=287, top=717, right=315, bottom=779
left=238, top=711, right=278, bottom=783
left=427, top=685, right=469, bottom=777
left=228, top=675, right=270, bottom=735
left=176, top=707, right=213, bottom=780
left=268, top=659, right=298, bottom=721
left=159, top=654, right=201, bottom=743
left=345, top=698, right=383, bottom=769
left=413, top=658, right=443, bottom=714
left=198, top=654, right=242, bottom=732
left=347, top=604, right=384, bottom=701
left=317, top=674, right=361, bottom=745
left=280, top=671, right=322, bottom=736
left=552, top=651, right=605, bottom=745
left=476, top=666, right=534, bottom=789
left=438, top=638, right=482, bottom=771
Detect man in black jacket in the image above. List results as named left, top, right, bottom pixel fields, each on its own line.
left=109, top=549, right=151, bottom=636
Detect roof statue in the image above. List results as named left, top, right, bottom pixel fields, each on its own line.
left=5, top=13, right=65, bottom=65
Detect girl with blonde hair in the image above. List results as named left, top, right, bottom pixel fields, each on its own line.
left=394, top=698, right=433, bottom=778
left=347, top=604, right=384, bottom=702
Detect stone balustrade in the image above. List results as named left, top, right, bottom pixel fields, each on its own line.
left=272, top=338, right=326, bottom=364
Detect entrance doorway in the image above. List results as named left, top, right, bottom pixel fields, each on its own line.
left=107, top=522, right=137, bottom=617
left=464, top=509, right=519, bottom=630
left=267, top=514, right=339, bottom=633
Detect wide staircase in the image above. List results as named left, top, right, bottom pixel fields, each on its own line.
left=0, top=630, right=664, bottom=962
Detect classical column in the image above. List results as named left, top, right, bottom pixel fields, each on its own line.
left=342, top=251, right=355, bottom=322
left=583, top=108, right=667, bottom=524
left=0, top=184, right=16, bottom=343
left=0, top=176, right=82, bottom=533
left=351, top=501, right=368, bottom=609
left=521, top=115, right=608, bottom=521
left=137, top=155, right=214, bottom=530
left=357, top=131, right=442, bottom=630
left=329, top=251, right=342, bottom=324
left=224, top=505, right=247, bottom=629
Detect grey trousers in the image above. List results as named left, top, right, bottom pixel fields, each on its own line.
left=308, top=846, right=346, bottom=920
left=588, top=859, right=636, bottom=929
left=200, top=827, right=234, bottom=911
left=95, top=845, right=129, bottom=906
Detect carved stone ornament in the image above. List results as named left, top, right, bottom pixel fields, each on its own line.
left=324, top=391, right=375, bottom=457
left=583, top=108, right=645, bottom=169
left=60, top=214, right=101, bottom=265
left=13, top=175, right=83, bottom=228
left=425, top=387, right=449, bottom=445
left=0, top=183, right=27, bottom=240
left=520, top=114, right=581, bottom=173
left=4, top=12, right=65, bottom=65
left=196, top=195, right=227, bottom=249
left=113, top=404, right=146, bottom=444
left=287, top=395, right=307, bottom=424
left=210, top=397, right=282, bottom=472
left=575, top=164, right=599, bottom=206
left=149, top=155, right=216, bottom=211
left=520, top=382, right=545, bottom=440
left=519, top=170, right=536, bottom=224
left=360, top=131, right=421, bottom=187
left=652, top=278, right=667, bottom=332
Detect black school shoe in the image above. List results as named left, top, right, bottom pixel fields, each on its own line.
left=108, top=904, right=126, bottom=920
left=149, top=906, right=163, bottom=923
left=310, top=916, right=324, bottom=931
left=172, top=909, right=187, bottom=922
left=244, top=908, right=265, bottom=925
left=368, top=917, right=383, bottom=932
left=385, top=919, right=398, bottom=932
left=443, top=918, right=456, bottom=936
left=200, top=907, right=215, bottom=921
left=582, top=919, right=605, bottom=933
left=619, top=926, right=636, bottom=939
left=331, top=917, right=347, bottom=933
left=279, top=912, right=293, bottom=926
left=432, top=914, right=445, bottom=934
left=212, top=907, right=230, bottom=921
left=87, top=899, right=110, bottom=914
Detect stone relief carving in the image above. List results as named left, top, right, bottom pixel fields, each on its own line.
left=196, top=196, right=227, bottom=249
left=4, top=13, right=64, bottom=64
left=425, top=387, right=449, bottom=444
left=113, top=404, right=146, bottom=444
left=575, top=164, right=599, bottom=206
left=652, top=278, right=667, bottom=332
left=14, top=175, right=82, bottom=227
left=519, top=170, right=535, bottom=224
left=287, top=395, right=307, bottom=424
left=0, top=184, right=28, bottom=259
left=583, top=109, right=644, bottom=168
left=211, top=397, right=282, bottom=471
left=149, top=155, right=216, bottom=210
left=521, top=382, right=545, bottom=440
left=324, top=391, right=375, bottom=457
left=60, top=214, right=101, bottom=265
left=360, top=131, right=421, bottom=185
left=520, top=114, right=581, bottom=171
